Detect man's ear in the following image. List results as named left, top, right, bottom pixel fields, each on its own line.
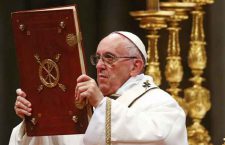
left=130, top=59, right=144, bottom=77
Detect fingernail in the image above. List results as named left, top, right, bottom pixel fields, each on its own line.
left=16, top=88, right=21, bottom=93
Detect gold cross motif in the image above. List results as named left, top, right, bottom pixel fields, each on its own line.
left=34, top=54, right=66, bottom=92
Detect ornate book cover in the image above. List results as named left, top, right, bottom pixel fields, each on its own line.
left=11, top=5, right=90, bottom=136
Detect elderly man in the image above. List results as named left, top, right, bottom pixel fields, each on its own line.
left=9, top=31, right=188, bottom=145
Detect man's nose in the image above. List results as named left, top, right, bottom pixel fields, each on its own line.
left=96, top=58, right=106, bottom=69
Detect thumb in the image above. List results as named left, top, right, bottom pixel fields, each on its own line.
left=16, top=88, right=27, bottom=98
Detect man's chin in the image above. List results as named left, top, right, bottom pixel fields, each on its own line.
left=97, top=78, right=108, bottom=86
left=99, top=86, right=110, bottom=96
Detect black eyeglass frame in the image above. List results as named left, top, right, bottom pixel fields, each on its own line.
left=90, top=53, right=137, bottom=66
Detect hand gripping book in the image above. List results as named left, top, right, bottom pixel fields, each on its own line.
left=11, top=5, right=90, bottom=136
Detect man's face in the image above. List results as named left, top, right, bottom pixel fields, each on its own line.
left=95, top=34, right=134, bottom=96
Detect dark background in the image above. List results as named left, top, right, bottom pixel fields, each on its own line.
left=0, top=0, right=224, bottom=145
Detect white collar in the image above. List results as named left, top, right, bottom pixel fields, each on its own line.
left=115, top=74, right=155, bottom=96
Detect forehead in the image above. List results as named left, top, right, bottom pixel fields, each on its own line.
left=96, top=34, right=130, bottom=55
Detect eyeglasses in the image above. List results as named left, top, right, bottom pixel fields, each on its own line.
left=90, top=53, right=137, bottom=66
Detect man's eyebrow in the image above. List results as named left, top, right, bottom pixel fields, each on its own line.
left=96, top=52, right=116, bottom=56
left=104, top=52, right=115, bottom=55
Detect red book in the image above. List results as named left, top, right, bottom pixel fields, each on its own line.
left=11, top=5, right=90, bottom=136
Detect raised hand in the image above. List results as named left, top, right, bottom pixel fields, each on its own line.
left=14, top=88, right=32, bottom=119
left=75, top=74, right=104, bottom=108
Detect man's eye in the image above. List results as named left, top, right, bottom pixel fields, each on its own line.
left=104, top=54, right=115, bottom=59
left=96, top=55, right=101, bottom=59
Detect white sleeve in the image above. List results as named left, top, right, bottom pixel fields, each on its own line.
left=8, top=121, right=26, bottom=145
left=84, top=91, right=186, bottom=145
left=8, top=121, right=85, bottom=145
left=83, top=97, right=107, bottom=145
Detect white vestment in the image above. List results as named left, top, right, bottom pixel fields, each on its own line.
left=9, top=121, right=84, bottom=145
left=9, top=74, right=188, bottom=145
left=84, top=74, right=188, bottom=145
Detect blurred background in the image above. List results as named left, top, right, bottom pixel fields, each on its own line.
left=0, top=0, right=224, bottom=144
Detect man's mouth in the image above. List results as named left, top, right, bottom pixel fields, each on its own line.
left=98, top=73, right=108, bottom=79
left=98, top=74, right=108, bottom=79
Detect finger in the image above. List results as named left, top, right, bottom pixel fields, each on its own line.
left=75, top=80, right=90, bottom=100
left=15, top=107, right=32, bottom=118
left=79, top=91, right=90, bottom=102
left=17, top=95, right=31, bottom=108
left=76, top=78, right=97, bottom=91
left=15, top=99, right=32, bottom=112
left=77, top=74, right=92, bottom=83
left=16, top=88, right=27, bottom=98
left=75, top=85, right=79, bottom=101
left=76, top=85, right=89, bottom=101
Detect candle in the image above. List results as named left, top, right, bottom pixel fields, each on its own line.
left=146, top=0, right=160, bottom=11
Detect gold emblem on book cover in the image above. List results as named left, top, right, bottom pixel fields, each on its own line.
left=66, top=33, right=82, bottom=47
left=34, top=54, right=66, bottom=92
left=75, top=99, right=86, bottom=110
left=39, top=59, right=59, bottom=88
left=66, top=34, right=77, bottom=47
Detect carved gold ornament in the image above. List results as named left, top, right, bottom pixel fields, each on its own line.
left=66, top=33, right=82, bottom=47
left=34, top=54, right=66, bottom=92
left=72, top=115, right=78, bottom=123
left=183, top=0, right=214, bottom=144
left=39, top=59, right=59, bottom=88
left=130, top=8, right=174, bottom=86
left=130, top=0, right=214, bottom=144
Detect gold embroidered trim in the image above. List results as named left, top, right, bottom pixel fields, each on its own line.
left=106, top=98, right=111, bottom=145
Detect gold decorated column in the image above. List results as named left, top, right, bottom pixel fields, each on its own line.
left=160, top=2, right=196, bottom=113
left=182, top=0, right=214, bottom=144
left=146, top=0, right=159, bottom=11
left=130, top=0, right=174, bottom=86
